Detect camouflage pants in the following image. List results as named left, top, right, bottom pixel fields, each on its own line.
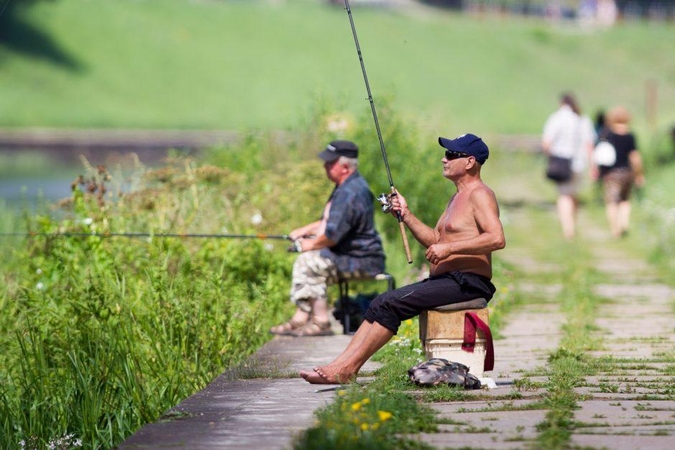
left=290, top=250, right=370, bottom=312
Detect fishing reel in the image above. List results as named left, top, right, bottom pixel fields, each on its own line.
left=376, top=193, right=393, bottom=214
left=287, top=239, right=303, bottom=253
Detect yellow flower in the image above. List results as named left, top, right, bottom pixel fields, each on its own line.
left=337, top=390, right=346, bottom=396
left=377, top=410, right=393, bottom=422
left=361, top=398, right=370, bottom=405
left=360, top=423, right=370, bottom=431
left=405, top=319, right=413, bottom=326
left=351, top=402, right=361, bottom=411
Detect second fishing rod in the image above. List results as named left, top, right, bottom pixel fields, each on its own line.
left=1, top=231, right=304, bottom=252
left=342, top=0, right=412, bottom=264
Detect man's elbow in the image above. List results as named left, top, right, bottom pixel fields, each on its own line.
left=492, top=235, right=506, bottom=251
left=324, top=238, right=338, bottom=248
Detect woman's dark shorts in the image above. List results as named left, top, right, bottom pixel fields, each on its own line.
left=363, top=271, right=496, bottom=334
left=602, top=167, right=634, bottom=203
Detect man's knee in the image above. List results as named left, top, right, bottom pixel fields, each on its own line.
left=293, top=250, right=336, bottom=280
left=364, top=293, right=401, bottom=334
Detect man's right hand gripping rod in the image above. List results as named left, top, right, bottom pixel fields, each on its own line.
left=377, top=189, right=413, bottom=264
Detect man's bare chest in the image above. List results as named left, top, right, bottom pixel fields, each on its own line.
left=438, top=196, right=474, bottom=234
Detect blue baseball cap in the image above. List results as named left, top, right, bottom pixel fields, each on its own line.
left=438, top=133, right=489, bottom=165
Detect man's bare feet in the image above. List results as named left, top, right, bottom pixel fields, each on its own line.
left=299, top=366, right=355, bottom=385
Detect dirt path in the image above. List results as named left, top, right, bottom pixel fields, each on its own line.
left=415, top=207, right=675, bottom=449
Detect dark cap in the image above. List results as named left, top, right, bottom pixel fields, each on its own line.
left=318, top=140, right=358, bottom=162
left=438, top=133, right=489, bottom=165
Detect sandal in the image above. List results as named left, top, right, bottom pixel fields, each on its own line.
left=290, top=320, right=333, bottom=337
left=270, top=319, right=306, bottom=335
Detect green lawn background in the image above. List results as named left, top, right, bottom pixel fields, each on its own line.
left=1, top=0, right=674, bottom=138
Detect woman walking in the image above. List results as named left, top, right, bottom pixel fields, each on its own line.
left=542, top=93, right=596, bottom=240
left=595, top=106, right=645, bottom=238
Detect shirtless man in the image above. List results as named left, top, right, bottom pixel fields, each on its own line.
left=300, top=133, right=506, bottom=384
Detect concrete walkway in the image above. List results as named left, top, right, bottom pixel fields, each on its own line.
left=568, top=216, right=675, bottom=450
left=119, top=208, right=675, bottom=450
left=118, top=330, right=380, bottom=450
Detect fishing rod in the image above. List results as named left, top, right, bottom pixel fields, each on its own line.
left=343, top=0, right=412, bottom=264
left=0, top=232, right=302, bottom=250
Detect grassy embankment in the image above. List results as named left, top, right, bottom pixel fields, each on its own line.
left=2, top=1, right=675, bottom=449
left=1, top=0, right=674, bottom=135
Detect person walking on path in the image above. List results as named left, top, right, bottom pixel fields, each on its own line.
left=269, top=140, right=386, bottom=337
left=542, top=92, right=597, bottom=240
left=594, top=105, right=645, bottom=238
left=300, top=133, right=505, bottom=384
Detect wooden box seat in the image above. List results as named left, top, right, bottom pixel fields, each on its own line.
left=418, top=298, right=493, bottom=378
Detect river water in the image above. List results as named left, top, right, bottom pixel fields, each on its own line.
left=0, top=147, right=185, bottom=218
left=0, top=176, right=75, bottom=209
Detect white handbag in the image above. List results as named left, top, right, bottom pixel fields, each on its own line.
left=593, top=140, right=616, bottom=166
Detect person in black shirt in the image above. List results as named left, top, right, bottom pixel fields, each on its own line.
left=594, top=106, right=645, bottom=238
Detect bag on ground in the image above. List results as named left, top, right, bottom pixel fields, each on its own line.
left=545, top=155, right=573, bottom=182
left=332, top=293, right=376, bottom=333
left=408, top=358, right=482, bottom=390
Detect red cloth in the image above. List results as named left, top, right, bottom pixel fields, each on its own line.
left=462, top=311, right=494, bottom=372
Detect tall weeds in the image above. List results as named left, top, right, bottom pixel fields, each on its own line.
left=0, top=157, right=296, bottom=449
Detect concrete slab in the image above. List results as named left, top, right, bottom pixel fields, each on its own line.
left=571, top=435, right=675, bottom=450
left=574, top=399, right=675, bottom=424
left=436, top=408, right=547, bottom=439
left=415, top=431, right=538, bottom=450
left=429, top=399, right=546, bottom=413
left=119, top=331, right=380, bottom=449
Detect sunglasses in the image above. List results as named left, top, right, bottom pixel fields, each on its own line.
left=444, top=150, right=470, bottom=161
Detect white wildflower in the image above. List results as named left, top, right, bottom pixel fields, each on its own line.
left=36, top=282, right=44, bottom=291
left=82, top=217, right=94, bottom=226
left=250, top=213, right=263, bottom=225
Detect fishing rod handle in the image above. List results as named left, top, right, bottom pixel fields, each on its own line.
left=398, top=219, right=413, bottom=264
left=390, top=187, right=413, bottom=264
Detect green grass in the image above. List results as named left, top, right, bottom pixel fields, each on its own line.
left=0, top=158, right=306, bottom=449
left=1, top=0, right=674, bottom=136
left=2, top=111, right=675, bottom=448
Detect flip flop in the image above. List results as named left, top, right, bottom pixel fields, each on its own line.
left=290, top=320, right=333, bottom=337
left=270, top=319, right=306, bottom=335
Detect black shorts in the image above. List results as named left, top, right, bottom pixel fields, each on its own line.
left=363, top=271, right=496, bottom=334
